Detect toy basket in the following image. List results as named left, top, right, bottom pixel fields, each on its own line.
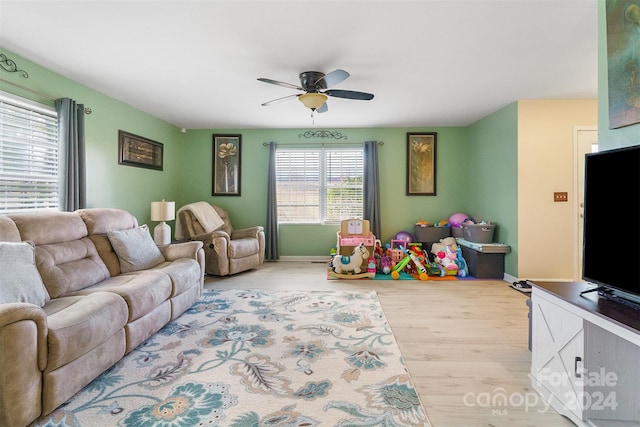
left=462, top=223, right=496, bottom=243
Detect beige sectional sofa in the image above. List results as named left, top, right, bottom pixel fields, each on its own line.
left=0, top=208, right=205, bottom=427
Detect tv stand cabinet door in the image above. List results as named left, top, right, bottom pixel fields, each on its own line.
left=531, top=291, right=585, bottom=422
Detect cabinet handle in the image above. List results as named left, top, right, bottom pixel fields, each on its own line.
left=575, top=356, right=582, bottom=378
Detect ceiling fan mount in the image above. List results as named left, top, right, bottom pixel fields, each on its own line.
left=298, top=71, right=327, bottom=92
left=257, top=69, right=374, bottom=115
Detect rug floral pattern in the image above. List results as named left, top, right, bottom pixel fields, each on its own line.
left=33, top=289, right=431, bottom=427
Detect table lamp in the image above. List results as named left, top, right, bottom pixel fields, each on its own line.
left=150, top=199, right=175, bottom=245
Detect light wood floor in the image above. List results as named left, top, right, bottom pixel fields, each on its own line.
left=205, top=261, right=574, bottom=427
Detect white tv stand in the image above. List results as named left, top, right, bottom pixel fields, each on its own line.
left=530, top=282, right=640, bottom=427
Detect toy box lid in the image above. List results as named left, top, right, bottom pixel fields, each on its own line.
left=340, top=219, right=372, bottom=236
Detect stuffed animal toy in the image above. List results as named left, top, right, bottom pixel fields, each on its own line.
left=435, top=245, right=459, bottom=276
left=431, top=237, right=458, bottom=256
left=333, top=243, right=370, bottom=274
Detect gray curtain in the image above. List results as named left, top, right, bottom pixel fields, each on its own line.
left=56, top=98, right=86, bottom=211
left=265, top=141, right=279, bottom=260
left=363, top=140, right=381, bottom=238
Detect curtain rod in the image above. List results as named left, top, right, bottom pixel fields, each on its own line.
left=0, top=77, right=92, bottom=114
left=262, top=141, right=383, bottom=147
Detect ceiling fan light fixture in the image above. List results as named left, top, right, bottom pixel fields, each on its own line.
left=299, top=93, right=327, bottom=110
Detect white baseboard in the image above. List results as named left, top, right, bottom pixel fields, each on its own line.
left=503, top=272, right=517, bottom=284
left=504, top=273, right=578, bottom=284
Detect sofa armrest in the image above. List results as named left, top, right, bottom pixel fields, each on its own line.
left=231, top=225, right=264, bottom=240
left=0, top=303, right=48, bottom=426
left=231, top=226, right=265, bottom=264
left=158, top=240, right=203, bottom=261
left=0, top=303, right=47, bottom=370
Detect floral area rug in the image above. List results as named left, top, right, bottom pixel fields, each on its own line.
left=32, top=289, right=431, bottom=427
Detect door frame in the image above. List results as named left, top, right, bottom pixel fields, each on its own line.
left=572, top=126, right=598, bottom=281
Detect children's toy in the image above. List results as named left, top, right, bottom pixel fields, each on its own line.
left=391, top=254, right=412, bottom=279
left=453, top=245, right=469, bottom=278
left=431, top=237, right=457, bottom=256
left=415, top=217, right=431, bottom=226
left=333, top=243, right=370, bottom=274
left=378, top=256, right=392, bottom=274
left=401, top=246, right=429, bottom=281
left=435, top=245, right=459, bottom=276
left=367, top=258, right=376, bottom=274
left=448, top=213, right=469, bottom=228
left=393, top=230, right=414, bottom=245
left=389, top=247, right=405, bottom=265
left=336, top=219, right=375, bottom=272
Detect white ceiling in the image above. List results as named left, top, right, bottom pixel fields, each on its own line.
left=0, top=0, right=598, bottom=130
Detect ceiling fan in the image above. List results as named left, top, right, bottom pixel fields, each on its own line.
left=257, top=69, right=374, bottom=115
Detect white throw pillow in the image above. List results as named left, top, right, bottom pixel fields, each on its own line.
left=107, top=224, right=166, bottom=273
left=0, top=241, right=50, bottom=307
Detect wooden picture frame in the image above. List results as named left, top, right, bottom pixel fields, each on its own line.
left=118, top=130, right=163, bottom=171
left=212, top=134, right=241, bottom=196
left=406, top=132, right=437, bottom=196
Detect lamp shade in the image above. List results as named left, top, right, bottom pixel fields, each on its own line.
left=150, top=200, right=175, bottom=221
left=299, top=93, right=328, bottom=110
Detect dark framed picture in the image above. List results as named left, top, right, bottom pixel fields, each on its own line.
left=118, top=130, right=163, bottom=171
left=212, top=134, right=241, bottom=196
left=406, top=132, right=437, bottom=196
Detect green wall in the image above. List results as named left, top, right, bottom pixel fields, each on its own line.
left=467, top=103, right=519, bottom=276
left=598, top=0, right=640, bottom=150
left=0, top=48, right=482, bottom=259
left=0, top=49, right=184, bottom=225
left=181, top=127, right=470, bottom=256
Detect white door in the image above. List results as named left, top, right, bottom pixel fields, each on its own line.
left=575, top=128, right=598, bottom=281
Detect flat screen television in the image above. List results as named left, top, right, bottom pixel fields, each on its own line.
left=582, top=144, right=640, bottom=304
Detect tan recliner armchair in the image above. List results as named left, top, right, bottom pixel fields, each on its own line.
left=176, top=202, right=265, bottom=276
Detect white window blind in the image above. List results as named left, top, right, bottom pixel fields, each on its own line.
left=276, top=147, right=363, bottom=224
left=0, top=92, right=59, bottom=213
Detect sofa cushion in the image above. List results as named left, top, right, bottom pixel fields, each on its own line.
left=108, top=225, right=165, bottom=273
left=229, top=238, right=260, bottom=258
left=0, top=241, right=50, bottom=307
left=10, top=211, right=87, bottom=245
left=72, top=270, right=172, bottom=322
left=44, top=292, right=128, bottom=372
left=152, top=258, right=202, bottom=296
left=78, top=208, right=140, bottom=277
left=76, top=208, right=138, bottom=235
left=36, top=238, right=111, bottom=298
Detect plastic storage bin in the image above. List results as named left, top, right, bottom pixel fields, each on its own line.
left=460, top=246, right=505, bottom=278
left=462, top=223, right=496, bottom=243
left=414, top=225, right=451, bottom=243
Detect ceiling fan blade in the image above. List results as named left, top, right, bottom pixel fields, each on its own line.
left=257, top=77, right=303, bottom=91
left=261, top=94, right=299, bottom=106
left=325, top=89, right=374, bottom=100
left=316, top=69, right=349, bottom=88
left=316, top=102, right=328, bottom=113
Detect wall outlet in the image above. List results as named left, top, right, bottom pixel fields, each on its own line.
left=554, top=192, right=568, bottom=202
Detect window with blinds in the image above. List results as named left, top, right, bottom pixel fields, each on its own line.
left=276, top=147, right=363, bottom=224
left=0, top=91, right=59, bottom=213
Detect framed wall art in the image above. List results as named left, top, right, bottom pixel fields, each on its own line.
left=605, top=0, right=640, bottom=129
left=406, top=132, right=437, bottom=196
left=118, top=130, right=163, bottom=171
left=212, top=134, right=241, bottom=196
